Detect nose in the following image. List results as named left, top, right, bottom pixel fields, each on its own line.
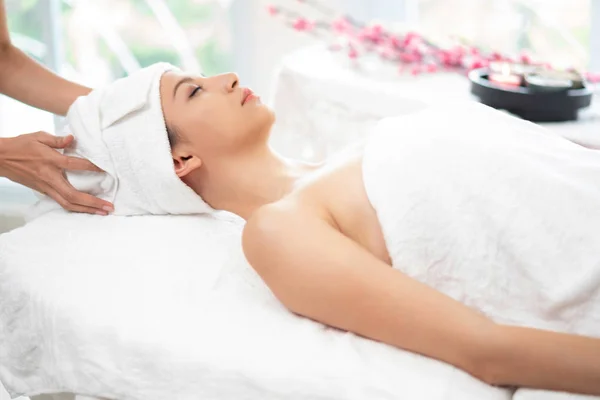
left=223, top=72, right=239, bottom=93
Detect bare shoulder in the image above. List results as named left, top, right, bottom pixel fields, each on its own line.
left=242, top=200, right=333, bottom=273
left=242, top=203, right=292, bottom=256
left=242, top=154, right=370, bottom=273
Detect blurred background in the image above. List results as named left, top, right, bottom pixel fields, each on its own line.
left=0, top=0, right=597, bottom=139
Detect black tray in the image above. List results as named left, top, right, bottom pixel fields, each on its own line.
left=469, top=68, right=593, bottom=122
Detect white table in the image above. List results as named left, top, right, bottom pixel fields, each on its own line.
left=269, top=45, right=600, bottom=162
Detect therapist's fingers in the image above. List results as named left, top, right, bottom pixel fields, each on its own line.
left=38, top=132, right=102, bottom=172
left=49, top=175, right=114, bottom=215
left=57, top=153, right=104, bottom=173
left=35, top=132, right=74, bottom=149
left=42, top=184, right=109, bottom=215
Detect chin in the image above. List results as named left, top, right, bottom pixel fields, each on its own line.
left=257, top=102, right=275, bottom=121
left=255, top=105, right=276, bottom=135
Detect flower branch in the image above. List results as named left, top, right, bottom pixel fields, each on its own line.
left=267, top=1, right=600, bottom=84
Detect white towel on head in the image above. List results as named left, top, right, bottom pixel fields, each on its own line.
left=31, top=62, right=212, bottom=218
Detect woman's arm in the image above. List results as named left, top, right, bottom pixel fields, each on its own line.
left=243, top=205, right=600, bottom=395
left=0, top=1, right=91, bottom=116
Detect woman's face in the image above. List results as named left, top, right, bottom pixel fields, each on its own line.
left=160, top=70, right=275, bottom=175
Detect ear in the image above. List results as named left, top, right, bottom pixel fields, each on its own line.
left=172, top=149, right=202, bottom=178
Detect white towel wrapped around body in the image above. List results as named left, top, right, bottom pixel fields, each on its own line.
left=362, top=103, right=600, bottom=399
left=363, top=103, right=600, bottom=336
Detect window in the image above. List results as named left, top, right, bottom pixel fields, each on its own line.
left=1, top=0, right=236, bottom=138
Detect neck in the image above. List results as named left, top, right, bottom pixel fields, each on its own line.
left=184, top=147, right=316, bottom=220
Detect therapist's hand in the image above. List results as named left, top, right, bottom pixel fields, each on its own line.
left=0, top=132, right=114, bottom=215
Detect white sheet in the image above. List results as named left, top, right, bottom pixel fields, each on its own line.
left=515, top=391, right=600, bottom=400
left=0, top=211, right=510, bottom=400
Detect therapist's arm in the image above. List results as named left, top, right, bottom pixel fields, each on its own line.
left=0, top=0, right=91, bottom=115
left=0, top=1, right=113, bottom=215
left=243, top=207, right=600, bottom=396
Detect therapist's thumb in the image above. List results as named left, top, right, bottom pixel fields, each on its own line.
left=36, top=132, right=74, bottom=149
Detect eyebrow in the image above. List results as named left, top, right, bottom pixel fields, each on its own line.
left=172, top=73, right=207, bottom=99
left=173, top=77, right=194, bottom=99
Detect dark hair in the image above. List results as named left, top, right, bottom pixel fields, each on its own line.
left=166, top=124, right=179, bottom=148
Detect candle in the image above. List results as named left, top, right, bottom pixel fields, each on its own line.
left=524, top=73, right=572, bottom=92
left=488, top=63, right=522, bottom=88
left=490, top=61, right=538, bottom=75
left=525, top=69, right=583, bottom=92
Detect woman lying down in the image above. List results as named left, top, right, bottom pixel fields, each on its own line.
left=64, top=63, right=600, bottom=396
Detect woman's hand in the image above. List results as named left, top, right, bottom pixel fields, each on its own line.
left=0, top=132, right=114, bottom=215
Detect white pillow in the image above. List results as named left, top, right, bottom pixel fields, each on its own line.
left=0, top=211, right=510, bottom=400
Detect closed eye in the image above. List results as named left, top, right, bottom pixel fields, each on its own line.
left=189, top=86, right=202, bottom=98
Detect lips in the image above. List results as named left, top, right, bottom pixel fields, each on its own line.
left=242, top=88, right=255, bottom=105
